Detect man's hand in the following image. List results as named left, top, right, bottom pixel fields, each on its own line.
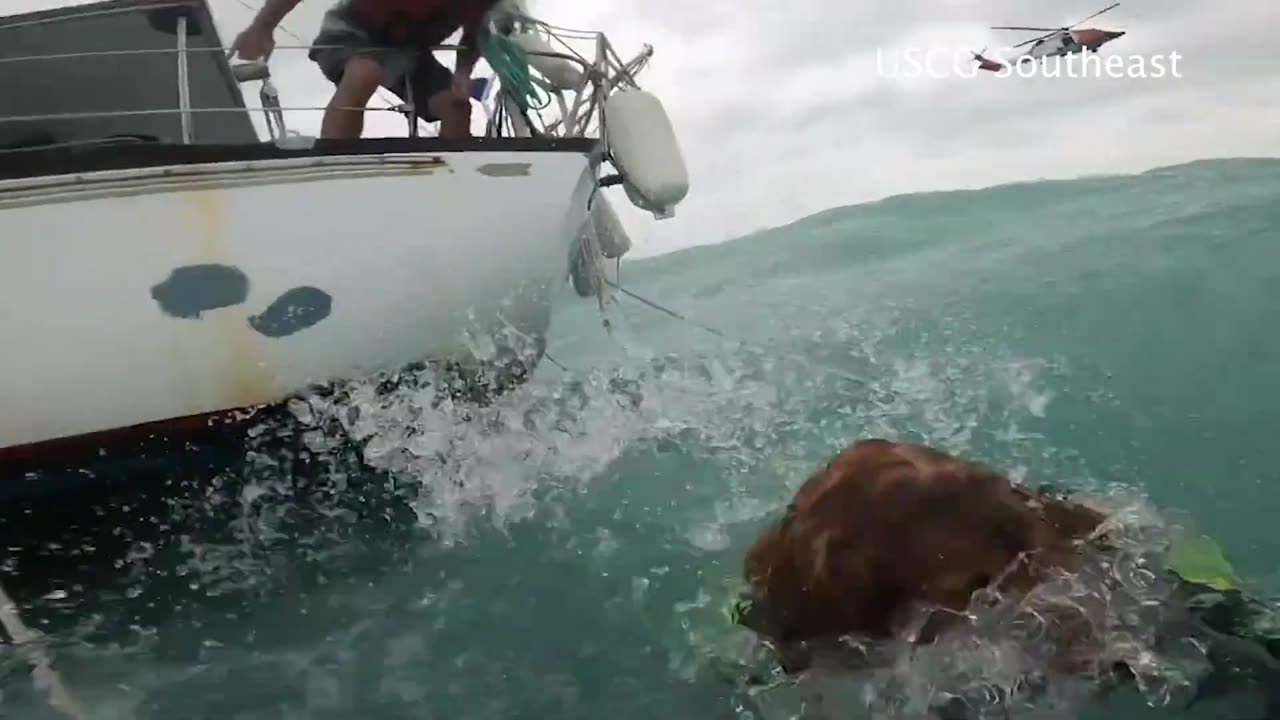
left=229, top=0, right=299, bottom=61
left=230, top=22, right=276, bottom=61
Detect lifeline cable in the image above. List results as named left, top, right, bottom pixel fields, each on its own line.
left=604, top=280, right=725, bottom=338
left=602, top=279, right=879, bottom=393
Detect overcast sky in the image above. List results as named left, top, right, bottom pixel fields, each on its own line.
left=12, top=0, right=1280, bottom=256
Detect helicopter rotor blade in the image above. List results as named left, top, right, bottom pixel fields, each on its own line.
left=1010, top=30, right=1060, bottom=48
left=1066, top=2, right=1119, bottom=29
left=991, top=26, right=1062, bottom=31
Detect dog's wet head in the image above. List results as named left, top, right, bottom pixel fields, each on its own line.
left=740, top=439, right=1108, bottom=672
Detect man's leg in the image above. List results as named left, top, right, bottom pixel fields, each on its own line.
left=429, top=91, right=472, bottom=139
left=400, top=52, right=472, bottom=139
left=321, top=56, right=383, bottom=139
left=309, top=16, right=408, bottom=139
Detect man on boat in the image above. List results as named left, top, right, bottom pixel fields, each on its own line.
left=230, top=0, right=502, bottom=140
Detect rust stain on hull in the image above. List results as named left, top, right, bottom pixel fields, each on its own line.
left=181, top=189, right=278, bottom=410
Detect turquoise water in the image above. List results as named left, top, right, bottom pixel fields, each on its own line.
left=3, top=156, right=1279, bottom=719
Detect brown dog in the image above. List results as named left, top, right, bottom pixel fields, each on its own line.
left=737, top=438, right=1111, bottom=676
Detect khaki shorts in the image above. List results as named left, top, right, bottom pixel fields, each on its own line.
left=307, top=7, right=453, bottom=122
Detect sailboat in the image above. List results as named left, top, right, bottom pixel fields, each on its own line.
left=0, top=0, right=688, bottom=498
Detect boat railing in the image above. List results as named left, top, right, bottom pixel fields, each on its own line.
left=0, top=12, right=655, bottom=148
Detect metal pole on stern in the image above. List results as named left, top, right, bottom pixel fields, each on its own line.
left=0, top=583, right=86, bottom=720
left=176, top=14, right=192, bottom=143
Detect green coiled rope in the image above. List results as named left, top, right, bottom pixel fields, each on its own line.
left=479, top=32, right=552, bottom=112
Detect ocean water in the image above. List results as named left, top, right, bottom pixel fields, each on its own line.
left=2, top=156, right=1279, bottom=719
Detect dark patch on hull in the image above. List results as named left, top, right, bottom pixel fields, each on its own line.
left=151, top=263, right=249, bottom=318
left=248, top=286, right=332, bottom=338
left=476, top=162, right=532, bottom=177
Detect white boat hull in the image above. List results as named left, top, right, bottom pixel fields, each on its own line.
left=0, top=147, right=599, bottom=450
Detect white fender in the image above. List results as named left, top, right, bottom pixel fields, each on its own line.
left=590, top=194, right=631, bottom=259
left=509, top=31, right=584, bottom=91
left=603, top=88, right=689, bottom=219
left=568, top=239, right=600, bottom=298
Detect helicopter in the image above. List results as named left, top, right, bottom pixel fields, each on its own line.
left=970, top=2, right=1125, bottom=73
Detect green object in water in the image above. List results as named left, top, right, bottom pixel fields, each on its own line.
left=1168, top=530, right=1241, bottom=591
left=668, top=576, right=779, bottom=683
